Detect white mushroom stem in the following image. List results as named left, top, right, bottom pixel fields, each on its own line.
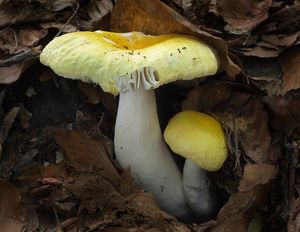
left=114, top=87, right=192, bottom=218
left=183, top=159, right=215, bottom=216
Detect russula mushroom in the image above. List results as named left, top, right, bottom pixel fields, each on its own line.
left=39, top=30, right=219, bottom=217
left=164, top=110, right=228, bottom=216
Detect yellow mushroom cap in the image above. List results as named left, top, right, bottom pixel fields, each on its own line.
left=163, top=111, right=227, bottom=171
left=40, top=30, right=218, bottom=95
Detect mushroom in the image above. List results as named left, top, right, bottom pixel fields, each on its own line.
left=164, top=110, right=228, bottom=216
left=39, top=30, right=219, bottom=217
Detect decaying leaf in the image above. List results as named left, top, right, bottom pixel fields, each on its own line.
left=19, top=163, right=69, bottom=182
left=261, top=32, right=300, bottom=48
left=236, top=46, right=280, bottom=58
left=110, top=0, right=241, bottom=77
left=279, top=48, right=300, bottom=95
left=263, top=94, right=300, bottom=131
left=78, top=82, right=117, bottom=113
left=288, top=198, right=300, bottom=232
left=54, top=130, right=120, bottom=184
left=0, top=107, right=20, bottom=150
left=64, top=172, right=121, bottom=214
left=88, top=0, right=114, bottom=21
left=0, top=64, right=24, bottom=84
left=257, top=3, right=300, bottom=34
left=182, top=82, right=233, bottom=111
left=240, top=56, right=282, bottom=96
left=0, top=179, right=24, bottom=232
left=222, top=98, right=273, bottom=163
left=0, top=27, right=45, bottom=56
left=214, top=164, right=276, bottom=231
left=216, top=0, right=272, bottom=34
left=0, top=0, right=77, bottom=27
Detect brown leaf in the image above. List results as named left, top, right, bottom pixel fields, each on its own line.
left=0, top=1, right=76, bottom=28
left=40, top=22, right=77, bottom=33
left=18, top=28, right=48, bottom=47
left=263, top=94, right=300, bottom=131
left=182, top=82, right=232, bottom=111
left=88, top=0, right=114, bottom=21
left=240, top=56, right=282, bottom=96
left=237, top=46, right=280, bottom=58
left=127, top=192, right=170, bottom=219
left=279, top=48, right=300, bottom=95
left=0, top=64, right=24, bottom=84
left=288, top=198, right=300, bottom=232
left=239, top=164, right=276, bottom=191
left=257, top=3, right=300, bottom=34
left=64, top=173, right=122, bottom=214
left=261, top=32, right=299, bottom=47
left=19, top=163, right=69, bottom=182
left=110, top=0, right=241, bottom=77
left=216, top=0, right=272, bottom=33
left=0, top=107, right=20, bottom=145
left=78, top=82, right=117, bottom=113
left=54, top=130, right=120, bottom=184
left=0, top=28, right=47, bottom=55
left=222, top=99, right=273, bottom=163
left=0, top=179, right=24, bottom=232
left=214, top=164, right=276, bottom=231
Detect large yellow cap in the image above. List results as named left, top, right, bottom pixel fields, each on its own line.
left=40, top=30, right=218, bottom=95
left=164, top=111, right=227, bottom=171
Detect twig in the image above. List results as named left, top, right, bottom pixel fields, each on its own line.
left=51, top=198, right=63, bottom=232
left=0, top=47, right=41, bottom=67
left=87, top=112, right=105, bottom=138
left=232, top=112, right=241, bottom=174
left=55, top=3, right=80, bottom=38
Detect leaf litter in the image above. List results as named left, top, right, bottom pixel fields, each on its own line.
left=1, top=0, right=300, bottom=231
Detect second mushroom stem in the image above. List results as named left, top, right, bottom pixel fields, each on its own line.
left=183, top=159, right=216, bottom=216
left=114, top=87, right=192, bottom=218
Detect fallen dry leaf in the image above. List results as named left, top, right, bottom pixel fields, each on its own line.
left=0, top=107, right=21, bottom=146
left=182, top=82, right=232, bottom=111
left=279, top=48, right=300, bottom=95
left=263, top=94, right=300, bottom=131
left=126, top=192, right=170, bottom=220
left=240, top=56, right=282, bottom=96
left=18, top=28, right=48, bottom=48
left=216, top=0, right=272, bottom=34
left=0, top=0, right=76, bottom=28
left=0, top=27, right=47, bottom=54
left=78, top=82, right=117, bottom=113
left=257, top=3, right=300, bottom=34
left=0, top=179, right=24, bottom=232
left=239, top=164, right=276, bottom=191
left=261, top=32, right=300, bottom=48
left=214, top=164, right=276, bottom=231
left=288, top=198, right=300, bottom=232
left=64, top=172, right=122, bottom=214
left=54, top=130, right=120, bottom=184
left=236, top=46, right=280, bottom=58
left=222, top=98, right=273, bottom=163
left=88, top=0, right=114, bottom=21
left=0, top=64, right=24, bottom=84
left=19, top=163, right=69, bottom=182
left=110, top=0, right=241, bottom=77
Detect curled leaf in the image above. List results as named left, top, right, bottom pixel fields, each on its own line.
left=216, top=0, right=272, bottom=33
left=0, top=179, right=24, bottom=232
left=88, top=0, right=114, bottom=21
